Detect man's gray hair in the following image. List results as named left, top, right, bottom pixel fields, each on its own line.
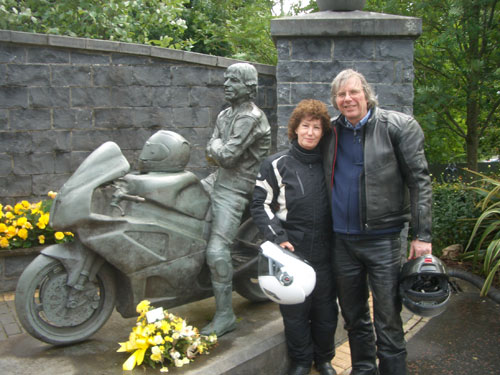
left=330, top=69, right=378, bottom=110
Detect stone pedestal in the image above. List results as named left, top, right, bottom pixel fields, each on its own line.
left=271, top=10, right=422, bottom=150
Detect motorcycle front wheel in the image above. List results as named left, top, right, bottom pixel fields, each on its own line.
left=15, top=255, right=116, bottom=345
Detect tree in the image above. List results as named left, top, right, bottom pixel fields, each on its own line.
left=366, top=0, right=500, bottom=169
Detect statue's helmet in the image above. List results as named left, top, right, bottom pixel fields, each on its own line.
left=139, top=130, right=190, bottom=173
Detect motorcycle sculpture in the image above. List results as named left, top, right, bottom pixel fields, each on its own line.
left=15, top=130, right=266, bottom=345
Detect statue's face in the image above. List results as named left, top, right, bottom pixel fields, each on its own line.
left=223, top=70, right=250, bottom=103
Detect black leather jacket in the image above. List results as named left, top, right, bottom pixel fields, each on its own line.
left=323, top=107, right=432, bottom=242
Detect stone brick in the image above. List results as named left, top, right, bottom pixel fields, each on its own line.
left=189, top=86, right=224, bottom=107
left=0, top=109, right=7, bottom=130
left=94, top=65, right=171, bottom=87
left=334, top=38, right=376, bottom=61
left=71, top=87, right=112, bottom=107
left=70, top=51, right=110, bottom=65
left=152, top=86, right=190, bottom=107
left=53, top=108, right=92, bottom=129
left=376, top=39, right=414, bottom=63
left=0, top=132, right=33, bottom=153
left=0, top=87, right=28, bottom=109
left=310, top=61, right=350, bottom=83
left=12, top=152, right=55, bottom=175
left=351, top=61, right=399, bottom=84
left=6, top=64, right=50, bottom=86
left=26, top=46, right=69, bottom=64
left=171, top=66, right=211, bottom=86
left=4, top=254, right=37, bottom=278
left=32, top=130, right=72, bottom=152
left=374, top=83, right=414, bottom=108
left=0, top=175, right=32, bottom=197
left=111, top=52, right=151, bottom=65
left=111, top=86, right=153, bottom=107
left=291, top=83, right=331, bottom=105
left=54, top=152, right=72, bottom=174
left=10, top=109, right=51, bottom=130
left=172, top=107, right=211, bottom=128
left=29, top=87, right=70, bottom=108
left=276, top=39, right=291, bottom=61
left=277, top=84, right=292, bottom=105
left=0, top=43, right=25, bottom=63
left=291, top=38, right=332, bottom=61
left=0, top=153, right=12, bottom=176
left=32, top=173, right=70, bottom=195
left=95, top=107, right=172, bottom=129
left=51, top=65, right=92, bottom=87
left=277, top=61, right=312, bottom=82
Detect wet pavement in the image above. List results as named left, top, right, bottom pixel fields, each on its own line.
left=1, top=276, right=498, bottom=374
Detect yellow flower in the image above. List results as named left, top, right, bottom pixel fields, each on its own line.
left=17, top=217, right=28, bottom=227
left=0, top=223, right=7, bottom=233
left=150, top=346, right=163, bottom=362
left=136, top=300, right=151, bottom=314
left=54, top=232, right=65, bottom=241
left=21, top=200, right=30, bottom=209
left=37, top=213, right=49, bottom=229
left=64, top=232, right=74, bottom=237
left=48, top=191, right=58, bottom=199
left=4, top=205, right=13, bottom=212
left=0, top=237, right=9, bottom=248
left=25, top=222, right=33, bottom=230
left=14, top=203, right=24, bottom=214
left=38, top=235, right=45, bottom=244
left=18, top=228, right=28, bottom=240
left=6, top=212, right=14, bottom=220
left=7, top=226, right=17, bottom=238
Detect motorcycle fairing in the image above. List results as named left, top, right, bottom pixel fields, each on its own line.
left=50, top=142, right=130, bottom=230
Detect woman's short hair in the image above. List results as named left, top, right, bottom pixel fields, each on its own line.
left=288, top=99, right=331, bottom=140
left=330, top=69, right=378, bottom=110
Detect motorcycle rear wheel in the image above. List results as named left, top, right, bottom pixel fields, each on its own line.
left=233, top=218, right=269, bottom=302
left=15, top=255, right=116, bottom=345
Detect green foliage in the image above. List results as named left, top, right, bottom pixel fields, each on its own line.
left=366, top=0, right=500, bottom=169
left=183, top=0, right=276, bottom=64
left=0, top=0, right=194, bottom=49
left=0, top=0, right=278, bottom=64
left=463, top=170, right=500, bottom=296
left=431, top=181, right=480, bottom=256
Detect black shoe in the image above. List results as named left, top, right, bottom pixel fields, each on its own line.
left=288, top=364, right=311, bottom=375
left=315, top=361, right=336, bottom=375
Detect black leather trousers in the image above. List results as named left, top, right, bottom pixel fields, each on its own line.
left=333, top=235, right=407, bottom=375
left=280, top=262, right=338, bottom=367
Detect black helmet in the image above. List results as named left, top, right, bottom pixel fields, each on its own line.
left=399, top=254, right=451, bottom=317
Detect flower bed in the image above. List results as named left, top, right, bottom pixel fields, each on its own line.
left=0, top=193, right=74, bottom=292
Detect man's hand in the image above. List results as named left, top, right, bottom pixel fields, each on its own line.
left=408, top=239, right=432, bottom=259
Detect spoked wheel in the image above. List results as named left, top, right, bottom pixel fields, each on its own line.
left=15, top=255, right=116, bottom=345
left=233, top=217, right=268, bottom=302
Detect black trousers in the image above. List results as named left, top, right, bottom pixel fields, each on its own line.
left=280, top=262, right=338, bottom=367
left=333, top=235, right=407, bottom=375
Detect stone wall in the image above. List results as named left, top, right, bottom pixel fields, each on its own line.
left=0, top=30, right=276, bottom=204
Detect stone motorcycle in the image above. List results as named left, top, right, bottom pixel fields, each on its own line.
left=15, top=130, right=266, bottom=345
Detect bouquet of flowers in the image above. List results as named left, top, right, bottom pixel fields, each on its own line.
left=118, top=300, right=218, bottom=372
left=0, top=192, right=73, bottom=250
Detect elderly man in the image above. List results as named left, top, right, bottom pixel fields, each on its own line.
left=323, top=69, right=432, bottom=375
left=200, top=63, right=271, bottom=336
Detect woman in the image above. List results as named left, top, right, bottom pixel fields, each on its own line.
left=251, top=99, right=338, bottom=375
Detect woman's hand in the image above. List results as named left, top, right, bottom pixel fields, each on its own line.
left=279, top=241, right=295, bottom=252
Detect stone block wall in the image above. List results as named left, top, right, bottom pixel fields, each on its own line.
left=0, top=30, right=276, bottom=204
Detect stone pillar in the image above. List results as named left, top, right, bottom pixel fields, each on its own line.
left=271, top=10, right=422, bottom=150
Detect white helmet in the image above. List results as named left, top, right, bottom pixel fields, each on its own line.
left=258, top=241, right=316, bottom=305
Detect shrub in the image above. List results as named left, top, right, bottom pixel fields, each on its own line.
left=431, top=181, right=480, bottom=256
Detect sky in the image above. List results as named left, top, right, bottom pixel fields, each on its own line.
left=272, top=0, right=301, bottom=16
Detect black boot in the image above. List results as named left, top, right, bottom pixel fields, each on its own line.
left=288, top=363, right=311, bottom=375
left=315, top=362, right=336, bottom=375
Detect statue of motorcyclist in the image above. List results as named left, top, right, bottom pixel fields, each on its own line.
left=200, top=63, right=271, bottom=336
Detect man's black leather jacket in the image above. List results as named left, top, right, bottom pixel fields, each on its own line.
left=323, top=107, right=432, bottom=242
